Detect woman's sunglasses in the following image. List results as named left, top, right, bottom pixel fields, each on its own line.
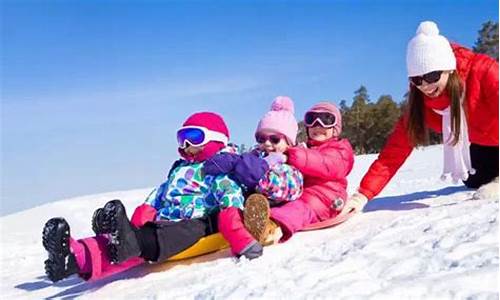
left=255, top=133, right=285, bottom=144
left=409, top=70, right=443, bottom=86
left=304, top=111, right=337, bottom=128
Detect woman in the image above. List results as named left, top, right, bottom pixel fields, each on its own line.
left=340, top=21, right=499, bottom=216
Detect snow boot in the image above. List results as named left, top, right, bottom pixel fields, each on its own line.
left=91, top=206, right=111, bottom=234
left=243, top=194, right=280, bottom=246
left=42, top=217, right=79, bottom=282
left=98, top=199, right=141, bottom=264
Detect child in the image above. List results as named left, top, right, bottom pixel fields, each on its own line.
left=42, top=112, right=245, bottom=282
left=252, top=96, right=303, bottom=204
left=244, top=101, right=354, bottom=245
left=204, top=96, right=304, bottom=258
left=213, top=102, right=354, bottom=258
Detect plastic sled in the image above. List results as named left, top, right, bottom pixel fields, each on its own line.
left=167, top=233, right=229, bottom=261
left=300, top=211, right=355, bottom=231
left=165, top=211, right=354, bottom=261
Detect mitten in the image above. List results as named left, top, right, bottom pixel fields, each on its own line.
left=338, top=192, right=368, bottom=216
left=263, top=152, right=287, bottom=167
left=130, top=203, right=157, bottom=228
left=203, top=153, right=240, bottom=176
left=233, top=152, right=269, bottom=190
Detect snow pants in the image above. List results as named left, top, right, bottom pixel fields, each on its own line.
left=463, top=144, right=499, bottom=188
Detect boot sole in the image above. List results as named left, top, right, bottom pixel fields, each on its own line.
left=244, top=194, right=271, bottom=244
left=43, top=218, right=70, bottom=258
left=92, top=207, right=113, bottom=234
left=42, top=218, right=71, bottom=282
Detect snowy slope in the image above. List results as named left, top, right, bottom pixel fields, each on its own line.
left=1, top=145, right=498, bottom=299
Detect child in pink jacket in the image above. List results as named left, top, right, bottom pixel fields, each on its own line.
left=265, top=101, right=355, bottom=242
left=210, top=101, right=354, bottom=259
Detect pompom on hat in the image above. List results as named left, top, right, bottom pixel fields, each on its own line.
left=256, top=96, right=298, bottom=145
left=406, top=21, right=456, bottom=77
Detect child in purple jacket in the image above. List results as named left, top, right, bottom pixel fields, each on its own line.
left=204, top=96, right=303, bottom=259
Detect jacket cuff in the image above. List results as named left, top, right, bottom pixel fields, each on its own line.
left=357, top=187, right=374, bottom=201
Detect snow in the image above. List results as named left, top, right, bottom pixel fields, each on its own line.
left=1, top=145, right=498, bottom=299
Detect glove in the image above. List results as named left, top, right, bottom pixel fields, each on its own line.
left=338, top=192, right=368, bottom=217
left=130, top=203, right=157, bottom=228
left=203, top=153, right=240, bottom=176
left=239, top=240, right=263, bottom=260
left=263, top=152, right=287, bottom=167
left=232, top=152, right=269, bottom=190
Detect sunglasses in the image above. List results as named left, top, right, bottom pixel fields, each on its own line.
left=304, top=111, right=337, bottom=128
left=409, top=71, right=443, bottom=86
left=255, top=133, right=285, bottom=145
left=177, top=126, right=228, bottom=149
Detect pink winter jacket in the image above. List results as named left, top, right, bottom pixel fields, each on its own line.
left=286, top=138, right=354, bottom=220
left=219, top=137, right=354, bottom=255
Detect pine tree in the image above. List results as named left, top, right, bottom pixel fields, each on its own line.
left=349, top=86, right=372, bottom=154
left=339, top=99, right=349, bottom=114
left=239, top=143, right=248, bottom=153
left=368, top=95, right=401, bottom=153
left=473, top=21, right=499, bottom=61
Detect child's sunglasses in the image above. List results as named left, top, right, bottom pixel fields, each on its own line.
left=255, top=133, right=285, bottom=144
left=177, top=126, right=228, bottom=149
left=409, top=70, right=443, bottom=86
left=304, top=111, right=337, bottom=128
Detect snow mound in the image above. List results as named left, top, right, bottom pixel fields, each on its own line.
left=1, top=146, right=498, bottom=299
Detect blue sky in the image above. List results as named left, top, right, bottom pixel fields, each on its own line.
left=1, top=0, right=498, bottom=215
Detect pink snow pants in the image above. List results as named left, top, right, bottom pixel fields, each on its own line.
left=70, top=235, right=144, bottom=281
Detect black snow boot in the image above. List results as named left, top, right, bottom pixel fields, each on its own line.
left=91, top=207, right=110, bottom=235
left=98, top=199, right=141, bottom=264
left=42, top=217, right=79, bottom=282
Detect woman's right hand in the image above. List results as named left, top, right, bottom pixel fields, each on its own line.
left=338, top=192, right=368, bottom=217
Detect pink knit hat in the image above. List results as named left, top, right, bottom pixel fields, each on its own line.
left=306, top=101, right=342, bottom=134
left=256, top=96, right=298, bottom=145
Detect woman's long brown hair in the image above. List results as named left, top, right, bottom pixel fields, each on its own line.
left=407, top=72, right=464, bottom=146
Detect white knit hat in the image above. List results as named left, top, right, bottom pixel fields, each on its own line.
left=406, top=21, right=456, bottom=77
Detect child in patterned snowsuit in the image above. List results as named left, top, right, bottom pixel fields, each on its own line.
left=42, top=112, right=245, bottom=282
left=249, top=96, right=303, bottom=205
left=204, top=96, right=303, bottom=258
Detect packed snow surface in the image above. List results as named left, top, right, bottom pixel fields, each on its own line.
left=1, top=145, right=498, bottom=299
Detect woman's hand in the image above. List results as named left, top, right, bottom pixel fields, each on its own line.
left=338, top=192, right=368, bottom=216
